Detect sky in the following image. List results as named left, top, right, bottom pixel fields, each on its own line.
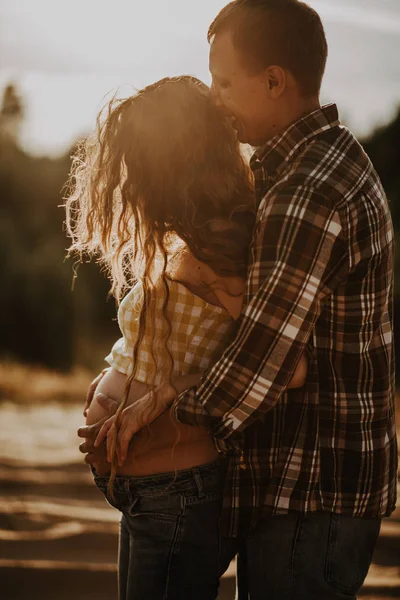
left=0, top=0, right=399, bottom=156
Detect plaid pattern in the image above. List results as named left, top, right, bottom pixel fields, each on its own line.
left=176, top=104, right=397, bottom=536
left=105, top=279, right=234, bottom=385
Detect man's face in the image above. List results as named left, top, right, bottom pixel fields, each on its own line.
left=209, top=31, right=275, bottom=146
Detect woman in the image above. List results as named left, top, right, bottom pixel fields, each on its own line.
left=66, top=76, right=307, bottom=600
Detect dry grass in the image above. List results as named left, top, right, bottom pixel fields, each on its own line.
left=0, top=361, right=93, bottom=404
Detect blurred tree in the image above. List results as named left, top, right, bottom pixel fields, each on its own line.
left=0, top=84, right=118, bottom=371
left=0, top=83, right=24, bottom=149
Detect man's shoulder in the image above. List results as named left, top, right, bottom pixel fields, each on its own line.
left=279, top=125, right=383, bottom=209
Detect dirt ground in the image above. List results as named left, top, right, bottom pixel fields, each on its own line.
left=0, top=401, right=399, bottom=599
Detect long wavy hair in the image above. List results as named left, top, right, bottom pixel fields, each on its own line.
left=64, top=75, right=255, bottom=492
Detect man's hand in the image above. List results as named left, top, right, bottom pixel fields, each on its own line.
left=83, top=368, right=110, bottom=417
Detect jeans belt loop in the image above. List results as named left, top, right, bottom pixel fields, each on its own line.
left=192, top=467, right=206, bottom=499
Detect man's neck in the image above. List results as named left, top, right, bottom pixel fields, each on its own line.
left=289, top=96, right=321, bottom=126
left=262, top=96, right=321, bottom=145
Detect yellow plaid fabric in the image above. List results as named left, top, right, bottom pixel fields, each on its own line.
left=105, top=279, right=235, bottom=385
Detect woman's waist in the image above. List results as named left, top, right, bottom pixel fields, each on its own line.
left=131, top=408, right=210, bottom=447
left=119, top=411, right=218, bottom=476
left=115, top=442, right=219, bottom=477
left=94, top=456, right=226, bottom=497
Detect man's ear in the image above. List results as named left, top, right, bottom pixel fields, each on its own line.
left=264, top=65, right=286, bottom=99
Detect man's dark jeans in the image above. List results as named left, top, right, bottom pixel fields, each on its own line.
left=232, top=512, right=381, bottom=600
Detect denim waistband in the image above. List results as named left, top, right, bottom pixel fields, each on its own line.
left=93, top=457, right=227, bottom=496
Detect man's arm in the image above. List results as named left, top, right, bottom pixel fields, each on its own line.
left=175, top=184, right=348, bottom=440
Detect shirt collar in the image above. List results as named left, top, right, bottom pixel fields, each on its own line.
left=250, top=103, right=340, bottom=178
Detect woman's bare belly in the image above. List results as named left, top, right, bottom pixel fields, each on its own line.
left=86, top=368, right=217, bottom=476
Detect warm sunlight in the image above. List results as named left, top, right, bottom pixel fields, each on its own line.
left=1, top=0, right=399, bottom=155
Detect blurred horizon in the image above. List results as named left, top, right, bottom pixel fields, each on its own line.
left=1, top=0, right=400, bottom=157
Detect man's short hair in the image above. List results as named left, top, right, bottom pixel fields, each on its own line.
left=208, top=0, right=328, bottom=96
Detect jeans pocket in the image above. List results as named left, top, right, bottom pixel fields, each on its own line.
left=126, top=492, right=184, bottom=522
left=102, top=488, right=124, bottom=510
left=325, top=514, right=381, bottom=595
left=93, top=479, right=126, bottom=511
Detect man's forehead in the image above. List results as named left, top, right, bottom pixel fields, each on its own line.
left=209, top=31, right=241, bottom=77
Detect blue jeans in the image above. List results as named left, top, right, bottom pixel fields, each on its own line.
left=94, top=464, right=381, bottom=600
left=93, top=458, right=232, bottom=600
left=232, top=512, right=381, bottom=600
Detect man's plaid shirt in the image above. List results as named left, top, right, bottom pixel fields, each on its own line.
left=176, top=104, right=397, bottom=536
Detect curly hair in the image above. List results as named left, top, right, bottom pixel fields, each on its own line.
left=64, top=75, right=255, bottom=493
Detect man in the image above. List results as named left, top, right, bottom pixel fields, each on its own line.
left=80, top=1, right=397, bottom=597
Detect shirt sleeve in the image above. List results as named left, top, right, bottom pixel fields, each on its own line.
left=175, top=184, right=348, bottom=440
left=104, top=282, right=143, bottom=376
left=105, top=336, right=133, bottom=376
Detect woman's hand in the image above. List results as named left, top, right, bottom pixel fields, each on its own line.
left=94, top=372, right=202, bottom=466
left=83, top=367, right=110, bottom=417
left=95, top=386, right=174, bottom=465
left=78, top=393, right=120, bottom=463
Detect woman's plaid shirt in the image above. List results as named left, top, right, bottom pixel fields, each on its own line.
left=105, top=279, right=234, bottom=385
left=176, top=104, right=397, bottom=536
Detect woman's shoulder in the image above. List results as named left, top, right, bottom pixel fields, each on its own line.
left=169, top=250, right=244, bottom=319
left=118, top=282, right=144, bottom=320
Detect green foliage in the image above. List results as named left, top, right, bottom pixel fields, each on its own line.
left=0, top=144, right=119, bottom=371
